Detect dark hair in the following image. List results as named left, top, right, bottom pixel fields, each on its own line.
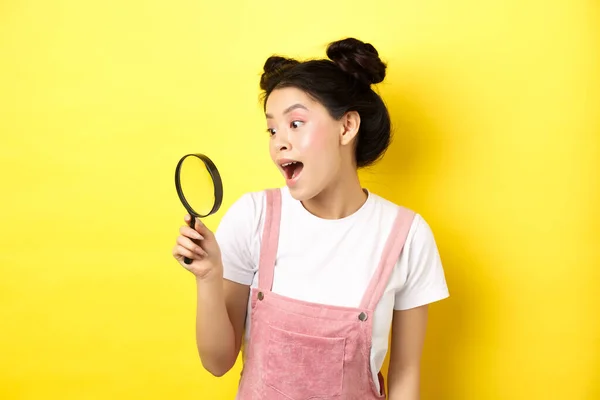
left=259, top=37, right=391, bottom=168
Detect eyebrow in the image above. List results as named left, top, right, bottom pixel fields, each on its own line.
left=265, top=103, right=308, bottom=119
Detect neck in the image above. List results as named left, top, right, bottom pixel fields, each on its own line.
left=301, top=171, right=367, bottom=220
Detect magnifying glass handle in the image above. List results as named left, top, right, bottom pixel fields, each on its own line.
left=184, top=215, right=196, bottom=265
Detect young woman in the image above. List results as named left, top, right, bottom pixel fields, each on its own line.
left=172, top=37, right=449, bottom=400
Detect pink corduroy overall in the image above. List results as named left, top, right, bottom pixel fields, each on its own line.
left=236, top=188, right=415, bottom=400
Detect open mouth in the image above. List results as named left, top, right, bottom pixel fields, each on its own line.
left=281, top=161, right=304, bottom=181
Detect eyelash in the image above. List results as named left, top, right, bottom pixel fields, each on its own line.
left=267, top=120, right=304, bottom=136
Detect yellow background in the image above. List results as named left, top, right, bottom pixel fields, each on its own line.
left=1, top=0, right=598, bottom=399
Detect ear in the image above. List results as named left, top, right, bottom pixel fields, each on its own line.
left=339, top=111, right=360, bottom=146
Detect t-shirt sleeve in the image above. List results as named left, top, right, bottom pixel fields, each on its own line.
left=394, top=215, right=450, bottom=310
left=214, top=192, right=260, bottom=286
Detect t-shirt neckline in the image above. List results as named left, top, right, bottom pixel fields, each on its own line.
left=281, top=186, right=374, bottom=225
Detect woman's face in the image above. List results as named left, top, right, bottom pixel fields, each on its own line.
left=265, top=87, right=349, bottom=201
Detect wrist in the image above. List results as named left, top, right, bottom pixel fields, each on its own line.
left=192, top=259, right=223, bottom=282
left=195, top=268, right=223, bottom=294
left=196, top=271, right=221, bottom=286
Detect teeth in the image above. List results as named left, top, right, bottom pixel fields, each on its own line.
left=282, top=161, right=297, bottom=167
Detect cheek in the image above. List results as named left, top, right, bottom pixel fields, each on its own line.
left=268, top=137, right=280, bottom=161
left=298, top=124, right=337, bottom=155
left=268, top=139, right=275, bottom=157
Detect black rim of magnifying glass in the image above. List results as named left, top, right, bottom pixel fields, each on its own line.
left=175, top=153, right=223, bottom=218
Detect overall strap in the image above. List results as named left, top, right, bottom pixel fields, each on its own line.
left=359, top=207, right=416, bottom=311
left=257, top=188, right=282, bottom=291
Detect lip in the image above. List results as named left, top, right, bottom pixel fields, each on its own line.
left=277, top=158, right=299, bottom=166
left=277, top=158, right=303, bottom=187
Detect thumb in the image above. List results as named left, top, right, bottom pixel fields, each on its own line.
left=193, top=217, right=215, bottom=239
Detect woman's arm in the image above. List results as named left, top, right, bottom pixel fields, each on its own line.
left=387, top=305, right=429, bottom=400
left=195, top=275, right=249, bottom=376
left=192, top=193, right=258, bottom=377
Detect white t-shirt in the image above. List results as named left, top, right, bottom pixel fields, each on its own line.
left=215, top=186, right=449, bottom=390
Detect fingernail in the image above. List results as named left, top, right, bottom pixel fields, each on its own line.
left=184, top=215, right=190, bottom=221
left=194, top=233, right=204, bottom=240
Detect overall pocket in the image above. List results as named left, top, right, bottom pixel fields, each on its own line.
left=265, top=325, right=346, bottom=400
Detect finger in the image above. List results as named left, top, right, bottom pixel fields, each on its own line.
left=179, top=225, right=204, bottom=240
left=193, top=218, right=214, bottom=237
left=175, top=245, right=197, bottom=261
left=172, top=245, right=181, bottom=259
left=184, top=214, right=194, bottom=226
left=177, top=236, right=208, bottom=257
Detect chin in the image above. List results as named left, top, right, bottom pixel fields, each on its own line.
left=286, top=182, right=322, bottom=202
left=287, top=185, right=309, bottom=201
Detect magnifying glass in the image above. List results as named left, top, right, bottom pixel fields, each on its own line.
left=174, top=153, right=223, bottom=265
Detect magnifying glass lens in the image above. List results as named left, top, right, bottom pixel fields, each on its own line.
left=179, top=156, right=216, bottom=217
left=175, top=153, right=223, bottom=265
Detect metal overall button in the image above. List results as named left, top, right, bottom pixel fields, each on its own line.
left=257, top=291, right=264, bottom=300
left=358, top=312, right=368, bottom=321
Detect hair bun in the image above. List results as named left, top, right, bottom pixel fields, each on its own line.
left=326, top=38, right=386, bottom=86
left=260, top=56, right=299, bottom=91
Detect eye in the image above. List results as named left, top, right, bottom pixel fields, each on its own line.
left=291, top=120, right=304, bottom=129
left=266, top=128, right=276, bottom=136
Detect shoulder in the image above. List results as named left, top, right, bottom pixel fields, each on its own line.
left=372, top=198, right=448, bottom=309
left=366, top=191, right=421, bottom=232
left=215, top=189, right=274, bottom=284
left=216, top=189, right=268, bottom=233
left=225, top=189, right=267, bottom=215
left=366, top=192, right=439, bottom=259
left=216, top=187, right=294, bottom=238
left=406, top=213, right=438, bottom=252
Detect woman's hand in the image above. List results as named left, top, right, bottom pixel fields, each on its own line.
left=172, top=214, right=223, bottom=281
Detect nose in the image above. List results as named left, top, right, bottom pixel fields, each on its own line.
left=273, top=131, right=291, bottom=152
left=277, top=142, right=289, bottom=152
